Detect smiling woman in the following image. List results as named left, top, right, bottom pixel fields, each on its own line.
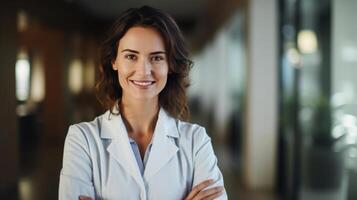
left=59, top=6, right=227, bottom=200
left=96, top=6, right=192, bottom=121
left=112, top=27, right=169, bottom=102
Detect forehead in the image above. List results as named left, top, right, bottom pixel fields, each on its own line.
left=118, top=26, right=166, bottom=52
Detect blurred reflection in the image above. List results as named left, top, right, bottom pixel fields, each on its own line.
left=287, top=47, right=301, bottom=66
left=68, top=59, right=84, bottom=94
left=19, top=177, right=32, bottom=200
left=15, top=50, right=31, bottom=101
left=17, top=10, right=28, bottom=32
left=297, top=30, right=318, bottom=54
left=30, top=53, right=45, bottom=102
left=83, top=58, right=96, bottom=92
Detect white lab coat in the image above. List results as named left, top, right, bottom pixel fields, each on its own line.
left=59, top=108, right=227, bottom=200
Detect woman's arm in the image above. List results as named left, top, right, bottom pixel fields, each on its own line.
left=59, top=125, right=95, bottom=199
left=79, top=180, right=223, bottom=200
left=190, top=127, right=228, bottom=200
left=184, top=179, right=224, bottom=200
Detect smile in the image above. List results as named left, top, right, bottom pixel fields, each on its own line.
left=130, top=80, right=155, bottom=87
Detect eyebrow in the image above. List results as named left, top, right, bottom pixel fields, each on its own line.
left=121, top=49, right=166, bottom=55
left=121, top=49, right=139, bottom=54
left=150, top=51, right=166, bottom=55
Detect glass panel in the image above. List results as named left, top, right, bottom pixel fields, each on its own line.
left=279, top=0, right=357, bottom=199
left=332, top=0, right=357, bottom=200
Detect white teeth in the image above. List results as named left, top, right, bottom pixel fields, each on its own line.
left=132, top=81, right=153, bottom=86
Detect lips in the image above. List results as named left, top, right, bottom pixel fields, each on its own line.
left=130, top=80, right=155, bottom=87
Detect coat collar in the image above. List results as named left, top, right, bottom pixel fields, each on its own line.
left=100, top=106, right=179, bottom=140
left=100, top=106, right=179, bottom=188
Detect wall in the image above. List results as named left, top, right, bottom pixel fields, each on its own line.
left=0, top=6, right=19, bottom=198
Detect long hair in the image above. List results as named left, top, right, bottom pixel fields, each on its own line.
left=95, top=6, right=192, bottom=121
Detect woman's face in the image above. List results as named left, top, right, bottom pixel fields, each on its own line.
left=112, top=26, right=169, bottom=102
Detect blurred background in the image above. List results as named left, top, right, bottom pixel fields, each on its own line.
left=1, top=0, right=357, bottom=199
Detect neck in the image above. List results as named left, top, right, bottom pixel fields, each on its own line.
left=119, top=96, right=160, bottom=137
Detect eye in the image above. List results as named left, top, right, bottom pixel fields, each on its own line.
left=124, top=54, right=137, bottom=61
left=151, top=55, right=165, bottom=62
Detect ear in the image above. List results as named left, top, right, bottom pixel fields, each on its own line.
left=112, top=59, right=118, bottom=71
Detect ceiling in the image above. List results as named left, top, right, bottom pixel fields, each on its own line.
left=13, top=0, right=239, bottom=51
left=58, top=0, right=240, bottom=50
left=73, top=0, right=208, bottom=21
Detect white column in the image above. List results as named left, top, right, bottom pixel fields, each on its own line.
left=243, top=0, right=278, bottom=190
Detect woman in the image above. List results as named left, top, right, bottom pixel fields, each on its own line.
left=59, top=6, right=227, bottom=200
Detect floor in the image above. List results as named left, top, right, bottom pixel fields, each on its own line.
left=19, top=139, right=62, bottom=200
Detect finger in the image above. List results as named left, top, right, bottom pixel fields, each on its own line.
left=186, top=179, right=214, bottom=199
left=185, top=179, right=214, bottom=199
left=194, top=186, right=224, bottom=200
left=79, top=196, right=92, bottom=200
left=205, top=189, right=224, bottom=200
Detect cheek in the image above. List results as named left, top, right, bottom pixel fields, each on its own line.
left=117, top=61, right=132, bottom=79
left=116, top=70, right=129, bottom=88
left=117, top=72, right=128, bottom=86
left=157, top=64, right=169, bottom=78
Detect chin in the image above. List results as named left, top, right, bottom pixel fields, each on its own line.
left=131, top=94, right=159, bottom=101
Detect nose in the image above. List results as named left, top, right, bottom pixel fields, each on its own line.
left=136, top=58, right=152, bottom=75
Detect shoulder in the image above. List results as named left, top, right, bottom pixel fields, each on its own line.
left=64, top=111, right=108, bottom=149
left=175, top=119, right=211, bottom=147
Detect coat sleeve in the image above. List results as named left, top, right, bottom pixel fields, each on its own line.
left=59, top=125, right=95, bottom=199
left=192, top=127, right=228, bottom=200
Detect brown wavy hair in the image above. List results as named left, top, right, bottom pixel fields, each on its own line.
left=95, top=6, right=192, bottom=121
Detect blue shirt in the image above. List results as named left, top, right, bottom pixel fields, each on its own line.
left=129, top=138, right=153, bottom=176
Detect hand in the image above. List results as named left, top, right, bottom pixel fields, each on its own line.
left=79, top=196, right=92, bottom=200
left=184, top=179, right=224, bottom=200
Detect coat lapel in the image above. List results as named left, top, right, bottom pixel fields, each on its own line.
left=100, top=107, right=180, bottom=187
left=101, top=109, right=145, bottom=191
left=144, top=108, right=179, bottom=181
